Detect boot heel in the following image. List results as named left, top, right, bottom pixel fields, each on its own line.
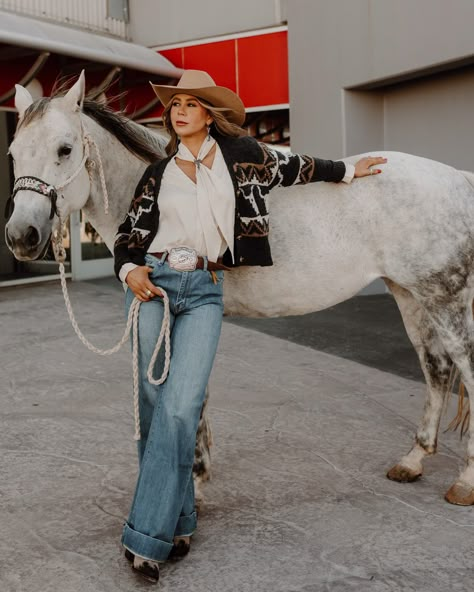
left=131, top=554, right=160, bottom=583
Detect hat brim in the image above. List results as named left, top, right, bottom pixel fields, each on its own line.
left=149, top=82, right=246, bottom=126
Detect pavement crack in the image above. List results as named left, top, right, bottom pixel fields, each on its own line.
left=0, top=448, right=108, bottom=468
left=211, top=406, right=253, bottom=422
left=93, top=499, right=123, bottom=520
left=309, top=449, right=474, bottom=528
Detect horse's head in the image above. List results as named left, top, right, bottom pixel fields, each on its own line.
left=5, top=71, right=91, bottom=260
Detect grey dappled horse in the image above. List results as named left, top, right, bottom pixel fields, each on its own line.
left=6, top=71, right=474, bottom=506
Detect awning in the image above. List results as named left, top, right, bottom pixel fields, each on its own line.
left=0, top=11, right=183, bottom=77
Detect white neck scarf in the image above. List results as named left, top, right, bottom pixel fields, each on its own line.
left=176, top=137, right=234, bottom=262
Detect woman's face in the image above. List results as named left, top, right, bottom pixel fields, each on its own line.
left=169, top=93, right=212, bottom=139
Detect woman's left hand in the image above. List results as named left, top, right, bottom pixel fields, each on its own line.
left=354, top=156, right=388, bottom=178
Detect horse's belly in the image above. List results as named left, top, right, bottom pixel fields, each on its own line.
left=223, top=253, right=378, bottom=318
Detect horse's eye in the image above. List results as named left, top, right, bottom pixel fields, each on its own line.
left=58, top=145, right=72, bottom=157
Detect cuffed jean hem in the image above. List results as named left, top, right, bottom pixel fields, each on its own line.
left=174, top=510, right=197, bottom=537
left=121, top=523, right=173, bottom=562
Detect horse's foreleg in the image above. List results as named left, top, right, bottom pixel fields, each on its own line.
left=384, top=280, right=453, bottom=482
left=193, top=387, right=213, bottom=513
left=420, top=294, right=474, bottom=505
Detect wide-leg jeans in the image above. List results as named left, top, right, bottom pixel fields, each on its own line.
left=121, top=253, right=224, bottom=562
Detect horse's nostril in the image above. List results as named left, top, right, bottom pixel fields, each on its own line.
left=24, top=226, right=40, bottom=249
left=5, top=227, right=14, bottom=249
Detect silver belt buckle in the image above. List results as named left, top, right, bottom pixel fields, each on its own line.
left=168, top=247, right=198, bottom=271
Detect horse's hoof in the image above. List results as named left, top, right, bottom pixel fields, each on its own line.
left=445, top=481, right=474, bottom=505
left=386, top=464, right=422, bottom=483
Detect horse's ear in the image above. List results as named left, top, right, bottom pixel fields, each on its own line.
left=63, top=69, right=86, bottom=112
left=14, top=85, right=34, bottom=119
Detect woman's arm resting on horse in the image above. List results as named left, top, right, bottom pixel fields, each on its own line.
left=259, top=140, right=387, bottom=188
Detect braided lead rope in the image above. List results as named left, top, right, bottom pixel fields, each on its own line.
left=54, top=128, right=109, bottom=217
left=56, top=137, right=90, bottom=192
left=52, top=174, right=171, bottom=439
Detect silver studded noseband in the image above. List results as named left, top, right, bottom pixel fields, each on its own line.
left=8, top=176, right=58, bottom=219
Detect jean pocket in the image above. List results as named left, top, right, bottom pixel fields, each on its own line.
left=145, top=254, right=162, bottom=276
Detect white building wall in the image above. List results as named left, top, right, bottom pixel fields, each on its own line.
left=287, top=0, right=474, bottom=171
left=129, top=0, right=287, bottom=47
left=383, top=69, right=474, bottom=169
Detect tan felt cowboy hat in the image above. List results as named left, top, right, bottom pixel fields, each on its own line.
left=150, top=70, right=246, bottom=126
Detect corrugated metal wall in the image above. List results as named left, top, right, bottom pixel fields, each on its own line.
left=0, top=0, right=129, bottom=38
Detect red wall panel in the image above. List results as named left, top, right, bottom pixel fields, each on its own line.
left=159, top=48, right=184, bottom=69
left=152, top=31, right=289, bottom=113
left=182, top=40, right=237, bottom=92
left=237, top=31, right=288, bottom=108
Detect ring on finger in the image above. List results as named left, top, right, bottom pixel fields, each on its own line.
left=146, top=289, right=152, bottom=297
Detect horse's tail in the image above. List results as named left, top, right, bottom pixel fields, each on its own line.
left=445, top=370, right=470, bottom=437
left=443, top=170, right=474, bottom=437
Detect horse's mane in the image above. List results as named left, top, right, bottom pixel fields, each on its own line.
left=16, top=77, right=168, bottom=164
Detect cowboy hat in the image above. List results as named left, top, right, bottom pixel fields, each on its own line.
left=150, top=70, right=246, bottom=126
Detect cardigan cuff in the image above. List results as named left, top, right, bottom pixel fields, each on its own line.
left=119, top=262, right=139, bottom=284
left=331, top=160, right=347, bottom=182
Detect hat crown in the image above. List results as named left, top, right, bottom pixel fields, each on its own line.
left=176, top=70, right=216, bottom=90
left=149, top=69, right=246, bottom=126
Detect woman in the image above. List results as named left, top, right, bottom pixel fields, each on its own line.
left=114, top=69, right=387, bottom=583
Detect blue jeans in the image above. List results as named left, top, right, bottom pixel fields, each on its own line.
left=121, top=253, right=224, bottom=562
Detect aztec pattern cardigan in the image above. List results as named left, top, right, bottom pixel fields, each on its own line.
left=113, top=133, right=346, bottom=278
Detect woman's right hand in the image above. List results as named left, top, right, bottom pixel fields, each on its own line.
left=125, top=266, right=163, bottom=302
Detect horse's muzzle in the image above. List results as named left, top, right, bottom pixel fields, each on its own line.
left=5, top=224, right=43, bottom=259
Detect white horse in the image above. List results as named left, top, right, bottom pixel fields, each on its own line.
left=6, top=72, right=474, bottom=506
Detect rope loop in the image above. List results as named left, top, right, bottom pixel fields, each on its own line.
left=49, top=128, right=169, bottom=441
left=56, top=255, right=171, bottom=441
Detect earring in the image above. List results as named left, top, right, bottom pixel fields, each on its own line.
left=207, top=124, right=211, bottom=141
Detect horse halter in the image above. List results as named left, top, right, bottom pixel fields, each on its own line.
left=4, top=131, right=93, bottom=220
left=6, top=176, right=58, bottom=220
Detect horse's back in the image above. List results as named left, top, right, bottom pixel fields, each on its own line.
left=223, top=152, right=474, bottom=317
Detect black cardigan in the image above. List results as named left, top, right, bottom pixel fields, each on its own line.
left=113, top=134, right=346, bottom=278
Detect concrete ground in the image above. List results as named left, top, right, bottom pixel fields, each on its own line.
left=0, top=277, right=473, bottom=592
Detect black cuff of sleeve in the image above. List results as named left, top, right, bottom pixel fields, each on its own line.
left=332, top=160, right=347, bottom=183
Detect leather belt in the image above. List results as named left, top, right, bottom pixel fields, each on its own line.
left=149, top=251, right=230, bottom=272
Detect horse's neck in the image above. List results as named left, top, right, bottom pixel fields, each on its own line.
left=80, top=116, right=150, bottom=252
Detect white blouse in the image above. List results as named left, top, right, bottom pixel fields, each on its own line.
left=148, top=139, right=235, bottom=261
